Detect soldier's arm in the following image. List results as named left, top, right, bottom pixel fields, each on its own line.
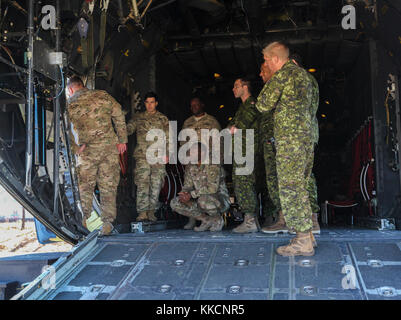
left=181, top=167, right=194, bottom=193
left=180, top=119, right=190, bottom=147
left=227, top=108, right=241, bottom=129
left=255, top=78, right=283, bottom=113
left=67, top=105, right=93, bottom=147
left=68, top=129, right=79, bottom=154
left=109, top=94, right=128, bottom=143
left=163, top=115, right=169, bottom=158
left=126, top=116, right=138, bottom=136
left=190, top=165, right=220, bottom=198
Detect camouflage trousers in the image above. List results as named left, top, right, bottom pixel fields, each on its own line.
left=76, top=144, right=120, bottom=223
left=275, top=138, right=314, bottom=232
left=263, top=139, right=281, bottom=217
left=263, top=138, right=320, bottom=217
left=134, top=158, right=166, bottom=214
left=232, top=160, right=258, bottom=216
left=170, top=194, right=229, bottom=218
left=307, top=172, right=320, bottom=213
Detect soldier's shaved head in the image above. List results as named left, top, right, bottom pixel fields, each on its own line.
left=259, top=64, right=273, bottom=83
left=67, top=76, right=84, bottom=97
left=262, top=41, right=290, bottom=75
left=262, top=41, right=290, bottom=61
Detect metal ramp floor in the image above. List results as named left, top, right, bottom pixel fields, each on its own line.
left=48, top=228, right=401, bottom=300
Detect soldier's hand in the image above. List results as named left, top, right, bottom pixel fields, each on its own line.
left=164, top=155, right=169, bottom=164
left=117, top=143, right=127, bottom=154
left=77, top=144, right=86, bottom=155
left=229, top=126, right=238, bottom=135
left=178, top=191, right=191, bottom=203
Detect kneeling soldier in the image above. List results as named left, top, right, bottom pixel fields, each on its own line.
left=170, top=143, right=230, bottom=232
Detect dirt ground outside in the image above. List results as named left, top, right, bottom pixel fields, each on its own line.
left=0, top=221, right=73, bottom=258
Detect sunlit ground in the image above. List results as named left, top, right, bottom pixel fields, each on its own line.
left=0, top=221, right=73, bottom=258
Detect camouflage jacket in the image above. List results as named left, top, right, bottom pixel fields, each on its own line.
left=67, top=88, right=128, bottom=152
left=258, top=110, right=274, bottom=142
left=127, top=110, right=169, bottom=160
left=228, top=96, right=260, bottom=150
left=308, top=73, right=319, bottom=145
left=181, top=112, right=221, bottom=145
left=182, top=164, right=229, bottom=199
left=255, top=60, right=313, bottom=142
left=181, top=113, right=222, bottom=162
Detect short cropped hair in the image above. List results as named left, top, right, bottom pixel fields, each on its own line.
left=237, top=77, right=252, bottom=93
left=67, top=76, right=84, bottom=87
left=144, top=91, right=159, bottom=102
left=262, top=41, right=290, bottom=61
left=190, top=95, right=205, bottom=106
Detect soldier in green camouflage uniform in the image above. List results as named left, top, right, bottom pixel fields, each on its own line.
left=180, top=97, right=222, bottom=229
left=306, top=71, right=320, bottom=214
left=255, top=42, right=315, bottom=256
left=291, top=53, right=321, bottom=234
left=228, top=78, right=260, bottom=233
left=126, top=92, right=169, bottom=222
left=67, top=76, right=128, bottom=236
left=259, top=57, right=320, bottom=235
left=170, top=143, right=230, bottom=232
left=258, top=65, right=281, bottom=225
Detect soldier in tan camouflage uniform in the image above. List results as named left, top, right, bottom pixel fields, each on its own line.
left=67, top=76, right=127, bottom=236
left=127, top=92, right=169, bottom=222
left=180, top=96, right=221, bottom=230
left=170, top=143, right=230, bottom=232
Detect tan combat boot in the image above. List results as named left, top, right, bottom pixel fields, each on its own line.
left=312, top=213, right=321, bottom=234
left=276, top=231, right=315, bottom=256
left=289, top=225, right=317, bottom=247
left=209, top=215, right=224, bottom=232
left=232, top=215, right=259, bottom=233
left=194, top=214, right=213, bottom=232
left=99, top=222, right=113, bottom=236
left=184, top=217, right=196, bottom=230
left=147, top=210, right=158, bottom=222
left=136, top=211, right=148, bottom=222
left=261, top=211, right=289, bottom=234
left=310, top=231, right=317, bottom=248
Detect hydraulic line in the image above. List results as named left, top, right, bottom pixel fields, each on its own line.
left=24, top=0, right=34, bottom=192
left=53, top=0, right=61, bottom=218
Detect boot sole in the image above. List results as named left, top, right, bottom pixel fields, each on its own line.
left=232, top=229, right=259, bottom=233
left=261, top=229, right=289, bottom=234
left=276, top=250, right=315, bottom=257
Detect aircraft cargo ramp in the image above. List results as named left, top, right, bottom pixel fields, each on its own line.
left=12, top=228, right=401, bottom=300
